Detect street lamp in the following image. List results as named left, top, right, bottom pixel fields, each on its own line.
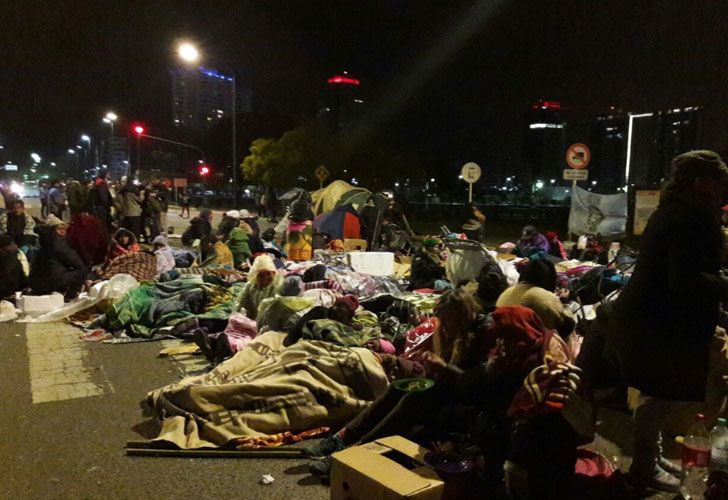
left=30, top=153, right=41, bottom=164
left=103, top=111, right=117, bottom=139
left=176, top=41, right=239, bottom=206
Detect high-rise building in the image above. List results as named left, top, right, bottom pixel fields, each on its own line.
left=319, top=72, right=364, bottom=129
left=590, top=108, right=628, bottom=192
left=99, top=137, right=129, bottom=180
left=172, top=66, right=250, bottom=132
left=521, top=100, right=566, bottom=182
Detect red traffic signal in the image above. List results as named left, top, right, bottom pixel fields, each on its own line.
left=132, top=124, right=145, bottom=136
left=199, top=164, right=210, bottom=176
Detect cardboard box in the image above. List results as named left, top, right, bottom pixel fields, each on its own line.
left=346, top=252, right=394, bottom=276
left=330, top=435, right=444, bottom=499
left=344, top=239, right=368, bottom=252
left=18, top=293, right=65, bottom=316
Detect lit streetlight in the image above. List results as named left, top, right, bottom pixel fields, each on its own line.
left=176, top=41, right=239, bottom=206
left=30, top=153, right=41, bottom=164
left=103, top=111, right=118, bottom=139
left=81, top=135, right=90, bottom=142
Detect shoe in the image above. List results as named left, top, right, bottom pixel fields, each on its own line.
left=308, top=456, right=332, bottom=478
left=300, top=434, right=345, bottom=459
left=630, top=465, right=680, bottom=493
left=193, top=329, right=214, bottom=362
left=658, top=456, right=683, bottom=476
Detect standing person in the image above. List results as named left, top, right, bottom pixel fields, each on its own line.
left=117, top=177, right=143, bottom=240
left=39, top=181, right=49, bottom=218
left=90, top=171, right=113, bottom=229
left=599, top=151, right=728, bottom=492
left=265, top=186, right=279, bottom=222
left=154, top=180, right=171, bottom=231
left=142, top=188, right=163, bottom=242
left=47, top=180, right=67, bottom=219
left=66, top=177, right=90, bottom=218
left=359, top=196, right=380, bottom=249
left=0, top=199, right=36, bottom=248
left=179, top=189, right=191, bottom=218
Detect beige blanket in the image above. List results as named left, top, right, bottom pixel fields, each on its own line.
left=146, top=332, right=389, bottom=449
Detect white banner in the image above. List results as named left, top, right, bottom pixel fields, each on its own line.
left=568, top=186, right=627, bottom=239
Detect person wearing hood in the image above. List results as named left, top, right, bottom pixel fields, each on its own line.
left=545, top=231, right=568, bottom=260
left=0, top=234, right=28, bottom=299
left=236, top=254, right=283, bottom=320
left=117, top=178, right=143, bottom=239
left=152, top=235, right=175, bottom=275
left=29, top=215, right=88, bottom=301
left=108, top=228, right=140, bottom=262
left=90, top=171, right=113, bottom=228
left=182, top=209, right=213, bottom=247
left=226, top=220, right=252, bottom=268
left=217, top=210, right=240, bottom=240
left=66, top=211, right=109, bottom=267
left=0, top=199, right=36, bottom=248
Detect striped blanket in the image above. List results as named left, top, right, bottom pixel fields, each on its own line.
left=145, top=331, right=388, bottom=448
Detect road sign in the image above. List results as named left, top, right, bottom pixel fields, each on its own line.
left=3, top=164, right=18, bottom=171
left=563, top=169, right=588, bottom=181
left=565, top=143, right=591, bottom=170
left=460, top=162, right=482, bottom=183
left=315, top=165, right=330, bottom=184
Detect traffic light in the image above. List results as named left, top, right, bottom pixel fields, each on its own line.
left=199, top=164, right=210, bottom=176
left=132, top=124, right=145, bottom=136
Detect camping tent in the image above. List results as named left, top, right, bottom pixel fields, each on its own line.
left=313, top=205, right=362, bottom=240
left=311, top=180, right=371, bottom=215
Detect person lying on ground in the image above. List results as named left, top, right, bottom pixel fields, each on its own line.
left=305, top=304, right=590, bottom=499
left=29, top=215, right=88, bottom=301
left=236, top=254, right=283, bottom=320
left=181, top=209, right=213, bottom=247
left=0, top=234, right=28, bottom=299
left=107, top=228, right=140, bottom=262
left=496, top=259, right=576, bottom=338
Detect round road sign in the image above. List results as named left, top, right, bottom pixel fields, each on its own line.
left=460, top=162, right=482, bottom=183
left=565, top=143, right=591, bottom=170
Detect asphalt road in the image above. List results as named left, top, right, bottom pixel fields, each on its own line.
left=0, top=321, right=329, bottom=499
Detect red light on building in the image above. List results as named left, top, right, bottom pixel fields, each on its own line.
left=199, top=165, right=210, bottom=176
left=531, top=100, right=562, bottom=111
left=327, top=75, right=360, bottom=86
left=133, top=125, right=145, bottom=136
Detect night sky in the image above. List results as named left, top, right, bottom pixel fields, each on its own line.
left=3, top=0, right=728, bottom=169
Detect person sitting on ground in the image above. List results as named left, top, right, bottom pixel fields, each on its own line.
left=198, top=234, right=234, bottom=268
left=409, top=238, right=447, bottom=290
left=217, top=210, right=240, bottom=241
left=516, top=225, right=550, bottom=258
left=236, top=254, right=283, bottom=320
left=181, top=209, right=213, bottom=247
left=0, top=199, right=36, bottom=249
left=29, top=215, right=88, bottom=301
left=260, top=227, right=285, bottom=258
left=545, top=231, right=568, bottom=260
left=239, top=209, right=259, bottom=237
left=152, top=235, right=175, bottom=276
left=226, top=222, right=251, bottom=268
left=66, top=211, right=109, bottom=267
left=496, top=258, right=575, bottom=338
left=0, top=234, right=28, bottom=299
left=108, top=228, right=140, bottom=262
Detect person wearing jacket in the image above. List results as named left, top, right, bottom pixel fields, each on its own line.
left=66, top=211, right=109, bottom=267
left=117, top=178, right=143, bottom=239
left=0, top=234, right=27, bottom=299
left=47, top=180, right=67, bottom=219
left=545, top=231, right=568, bottom=260
left=142, top=189, right=163, bottom=242
left=90, top=172, right=114, bottom=229
left=596, top=151, right=728, bottom=492
left=217, top=210, right=240, bottom=240
left=408, top=239, right=446, bottom=290
left=236, top=254, right=283, bottom=320
left=29, top=215, right=88, bottom=301
left=0, top=199, right=36, bottom=248
left=107, top=228, right=140, bottom=262
left=66, top=178, right=90, bottom=217
left=226, top=223, right=251, bottom=268
left=516, top=225, right=550, bottom=258
left=181, top=209, right=213, bottom=247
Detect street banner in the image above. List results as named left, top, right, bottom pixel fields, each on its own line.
left=568, top=186, right=627, bottom=239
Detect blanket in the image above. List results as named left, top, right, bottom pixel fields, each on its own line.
left=146, top=331, right=389, bottom=448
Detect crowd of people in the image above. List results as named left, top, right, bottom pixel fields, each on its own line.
left=4, top=150, right=728, bottom=497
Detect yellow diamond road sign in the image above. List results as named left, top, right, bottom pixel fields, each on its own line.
left=315, top=165, right=329, bottom=182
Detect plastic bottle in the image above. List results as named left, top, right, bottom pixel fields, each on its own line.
left=607, top=242, right=620, bottom=266
left=710, top=417, right=728, bottom=473
left=681, top=414, right=711, bottom=499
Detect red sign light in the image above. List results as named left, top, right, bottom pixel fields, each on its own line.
left=199, top=165, right=210, bottom=176
left=133, top=125, right=145, bottom=136
left=327, top=75, right=360, bottom=86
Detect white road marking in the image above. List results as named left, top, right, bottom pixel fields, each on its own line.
left=26, top=323, right=112, bottom=404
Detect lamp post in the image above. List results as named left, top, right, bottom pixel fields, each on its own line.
left=81, top=134, right=92, bottom=173
left=177, top=41, right=238, bottom=207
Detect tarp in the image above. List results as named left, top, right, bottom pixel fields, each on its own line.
left=336, top=188, right=371, bottom=209
left=313, top=205, right=362, bottom=240
left=568, top=186, right=627, bottom=239
left=311, top=180, right=371, bottom=215
left=279, top=187, right=308, bottom=202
